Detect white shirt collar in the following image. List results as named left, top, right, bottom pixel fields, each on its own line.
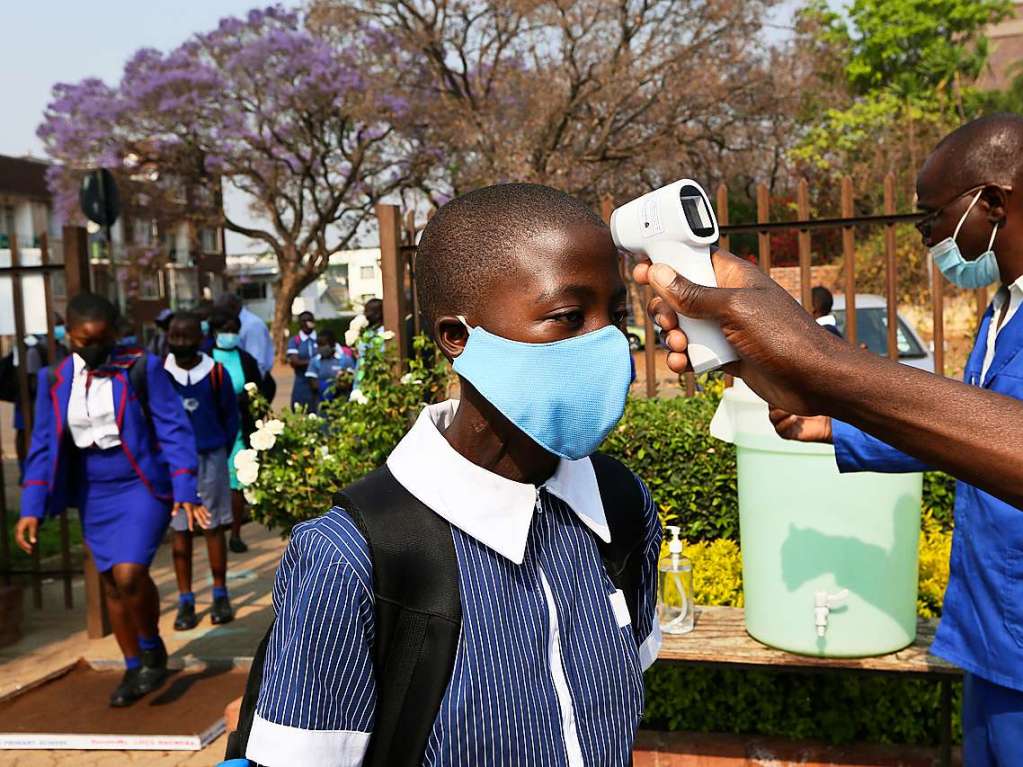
left=816, top=314, right=837, bottom=327
left=385, top=400, right=610, bottom=564
left=163, top=352, right=214, bottom=386
left=299, top=329, right=317, bottom=343
left=993, top=274, right=1023, bottom=311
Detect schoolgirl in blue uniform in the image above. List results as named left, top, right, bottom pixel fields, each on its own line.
left=16, top=293, right=204, bottom=707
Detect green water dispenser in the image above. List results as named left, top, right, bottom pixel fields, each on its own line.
left=710, top=380, right=923, bottom=658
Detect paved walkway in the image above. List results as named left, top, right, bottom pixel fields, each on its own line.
left=1, top=523, right=284, bottom=765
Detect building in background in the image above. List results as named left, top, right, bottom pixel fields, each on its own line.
left=981, top=1, right=1023, bottom=90
left=0, top=155, right=67, bottom=337
left=226, top=248, right=382, bottom=322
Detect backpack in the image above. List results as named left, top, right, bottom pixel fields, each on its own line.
left=225, top=452, right=647, bottom=766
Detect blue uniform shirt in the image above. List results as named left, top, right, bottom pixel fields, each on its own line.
left=163, top=353, right=239, bottom=454
left=286, top=330, right=317, bottom=407
left=241, top=400, right=662, bottom=767
left=832, top=295, right=1023, bottom=692
left=305, top=346, right=356, bottom=401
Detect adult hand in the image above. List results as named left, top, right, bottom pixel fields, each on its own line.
left=174, top=502, right=211, bottom=531
left=769, top=409, right=833, bottom=443
left=633, top=249, right=851, bottom=415
left=15, top=517, right=38, bottom=555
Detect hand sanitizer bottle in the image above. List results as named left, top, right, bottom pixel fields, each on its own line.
left=658, top=526, right=694, bottom=634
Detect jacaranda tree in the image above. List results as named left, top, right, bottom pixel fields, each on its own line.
left=39, top=6, right=420, bottom=358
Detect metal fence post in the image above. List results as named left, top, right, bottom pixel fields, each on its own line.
left=797, top=179, right=812, bottom=310
left=884, top=174, right=899, bottom=360
left=841, top=177, right=857, bottom=346
left=756, top=184, right=771, bottom=274
left=376, top=203, right=407, bottom=366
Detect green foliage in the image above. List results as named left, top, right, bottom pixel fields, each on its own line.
left=241, top=334, right=450, bottom=535
left=601, top=393, right=739, bottom=541
left=644, top=666, right=961, bottom=746
left=4, top=511, right=83, bottom=567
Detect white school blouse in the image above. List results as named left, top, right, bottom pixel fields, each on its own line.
left=67, top=353, right=120, bottom=449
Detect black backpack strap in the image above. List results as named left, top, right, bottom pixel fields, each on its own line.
left=226, top=466, right=461, bottom=767
left=223, top=617, right=273, bottom=762
left=335, top=466, right=461, bottom=767
left=590, top=452, right=649, bottom=627
left=128, top=352, right=149, bottom=416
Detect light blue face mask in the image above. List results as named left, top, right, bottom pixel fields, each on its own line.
left=451, top=318, right=633, bottom=460
left=200, top=320, right=211, bottom=335
left=930, top=189, right=1001, bottom=289
left=53, top=324, right=66, bottom=342
left=216, top=332, right=240, bottom=350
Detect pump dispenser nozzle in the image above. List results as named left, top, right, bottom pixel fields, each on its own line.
left=666, top=526, right=683, bottom=555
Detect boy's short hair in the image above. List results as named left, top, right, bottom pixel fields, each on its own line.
left=415, top=183, right=607, bottom=338
left=67, top=292, right=118, bottom=329
left=170, top=311, right=202, bottom=334
left=318, top=328, right=336, bottom=345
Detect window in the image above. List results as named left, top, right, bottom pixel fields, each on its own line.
left=360, top=265, right=375, bottom=280
left=834, top=308, right=927, bottom=360
left=0, top=205, right=14, bottom=247
left=139, top=271, right=163, bottom=300
left=238, top=281, right=268, bottom=300
left=131, top=218, right=154, bottom=246
left=199, top=227, right=220, bottom=253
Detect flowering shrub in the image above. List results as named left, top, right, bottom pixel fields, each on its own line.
left=237, top=334, right=450, bottom=534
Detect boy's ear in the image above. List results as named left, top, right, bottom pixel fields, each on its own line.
left=435, top=315, right=469, bottom=360
left=981, top=185, right=1010, bottom=225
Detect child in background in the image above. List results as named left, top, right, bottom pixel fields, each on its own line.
left=210, top=309, right=273, bottom=554
left=304, top=328, right=356, bottom=408
left=164, top=313, right=240, bottom=629
left=18, top=293, right=202, bottom=707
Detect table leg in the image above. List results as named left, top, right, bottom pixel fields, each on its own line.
left=940, top=677, right=952, bottom=767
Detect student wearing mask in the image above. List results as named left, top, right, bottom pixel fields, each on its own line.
left=210, top=309, right=274, bottom=554
left=216, top=293, right=275, bottom=379
left=164, top=313, right=239, bottom=629
left=286, top=311, right=318, bottom=409
left=304, top=328, right=356, bottom=408
left=225, top=184, right=660, bottom=767
left=16, top=293, right=204, bottom=707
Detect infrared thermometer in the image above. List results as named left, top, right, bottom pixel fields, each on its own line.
left=610, top=179, right=738, bottom=373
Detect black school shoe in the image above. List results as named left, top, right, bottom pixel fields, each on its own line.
left=136, top=641, right=169, bottom=695
left=174, top=601, right=198, bottom=631
left=211, top=595, right=235, bottom=625
left=229, top=535, right=248, bottom=554
left=109, top=668, right=144, bottom=707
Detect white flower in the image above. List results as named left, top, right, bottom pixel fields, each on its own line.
left=243, top=487, right=258, bottom=504
left=237, top=463, right=260, bottom=486
left=380, top=330, right=395, bottom=341
left=307, top=412, right=320, bottom=421
left=250, top=429, right=277, bottom=451
left=234, top=449, right=259, bottom=471
left=244, top=382, right=258, bottom=394
left=400, top=373, right=423, bottom=385
left=320, top=445, right=330, bottom=458
left=345, top=314, right=369, bottom=346
left=263, top=418, right=285, bottom=436
left=349, top=389, right=369, bottom=405
left=255, top=419, right=264, bottom=430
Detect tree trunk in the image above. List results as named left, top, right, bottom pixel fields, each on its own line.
left=271, top=268, right=307, bottom=362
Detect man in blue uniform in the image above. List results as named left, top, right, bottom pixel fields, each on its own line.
left=772, top=114, right=1023, bottom=766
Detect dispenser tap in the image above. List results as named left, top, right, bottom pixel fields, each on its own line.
left=814, top=589, right=849, bottom=637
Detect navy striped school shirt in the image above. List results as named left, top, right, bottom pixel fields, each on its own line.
left=242, top=401, right=662, bottom=766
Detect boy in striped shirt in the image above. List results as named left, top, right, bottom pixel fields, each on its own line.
left=238, top=184, right=662, bottom=767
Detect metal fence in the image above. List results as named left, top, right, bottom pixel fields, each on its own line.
left=376, top=174, right=989, bottom=398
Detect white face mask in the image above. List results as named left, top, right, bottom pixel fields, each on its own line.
left=929, top=189, right=1001, bottom=289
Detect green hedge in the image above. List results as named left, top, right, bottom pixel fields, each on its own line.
left=602, top=392, right=956, bottom=539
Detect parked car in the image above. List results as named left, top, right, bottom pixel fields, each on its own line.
left=627, top=324, right=646, bottom=351
left=832, top=294, right=935, bottom=372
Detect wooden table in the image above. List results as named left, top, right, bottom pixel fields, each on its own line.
left=656, top=606, right=961, bottom=767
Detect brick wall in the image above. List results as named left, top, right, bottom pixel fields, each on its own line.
left=769, top=264, right=843, bottom=302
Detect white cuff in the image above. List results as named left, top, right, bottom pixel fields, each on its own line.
left=247, top=713, right=370, bottom=767
left=638, top=620, right=662, bottom=671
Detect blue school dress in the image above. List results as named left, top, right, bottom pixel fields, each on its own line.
left=20, top=348, right=198, bottom=572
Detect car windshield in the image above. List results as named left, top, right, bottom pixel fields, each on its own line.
left=833, top=308, right=927, bottom=359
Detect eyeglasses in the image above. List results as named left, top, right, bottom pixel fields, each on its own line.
left=914, top=183, right=1012, bottom=237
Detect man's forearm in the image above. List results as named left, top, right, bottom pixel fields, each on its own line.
left=819, top=347, right=1021, bottom=507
